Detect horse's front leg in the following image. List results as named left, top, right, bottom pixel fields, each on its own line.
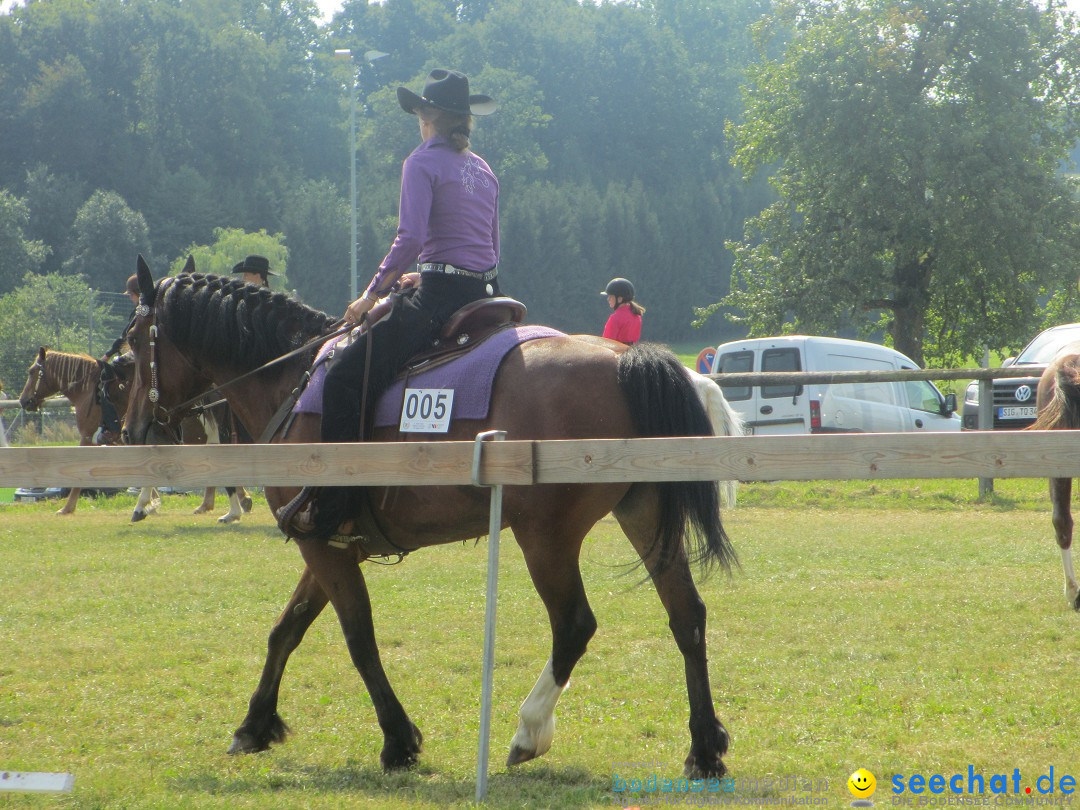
left=229, top=566, right=329, bottom=754
left=57, top=439, right=91, bottom=514
left=57, top=486, right=81, bottom=515
left=1050, top=478, right=1080, bottom=610
left=295, top=539, right=423, bottom=770
left=217, top=487, right=244, bottom=524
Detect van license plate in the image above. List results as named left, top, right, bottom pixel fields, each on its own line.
left=998, top=406, right=1036, bottom=419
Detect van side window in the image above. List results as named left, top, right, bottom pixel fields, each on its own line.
left=761, top=348, right=802, bottom=399
left=716, top=350, right=753, bottom=401
left=904, top=378, right=943, bottom=413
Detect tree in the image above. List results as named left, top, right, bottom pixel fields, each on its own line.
left=0, top=272, right=116, bottom=392
left=717, top=0, right=1080, bottom=366
left=0, top=189, right=49, bottom=295
left=63, top=190, right=151, bottom=292
left=22, top=164, right=86, bottom=274
left=281, top=179, right=349, bottom=313
left=174, top=227, right=289, bottom=290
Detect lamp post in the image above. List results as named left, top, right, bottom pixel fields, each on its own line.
left=333, top=48, right=388, bottom=303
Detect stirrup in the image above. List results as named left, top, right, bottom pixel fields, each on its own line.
left=275, top=486, right=325, bottom=540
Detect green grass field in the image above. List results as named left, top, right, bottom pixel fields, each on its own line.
left=0, top=485, right=1077, bottom=808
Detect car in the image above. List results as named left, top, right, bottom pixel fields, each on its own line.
left=961, top=322, right=1080, bottom=430
left=12, top=486, right=123, bottom=502
left=13, top=486, right=66, bottom=502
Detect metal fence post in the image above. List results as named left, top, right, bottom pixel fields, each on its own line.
left=977, top=347, right=994, bottom=498
left=471, top=429, right=507, bottom=803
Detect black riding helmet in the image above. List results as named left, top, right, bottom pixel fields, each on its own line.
left=602, top=277, right=635, bottom=300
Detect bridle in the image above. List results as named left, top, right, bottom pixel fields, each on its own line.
left=24, top=358, right=46, bottom=409
left=134, top=283, right=352, bottom=441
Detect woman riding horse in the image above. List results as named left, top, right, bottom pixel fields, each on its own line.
left=122, top=264, right=737, bottom=778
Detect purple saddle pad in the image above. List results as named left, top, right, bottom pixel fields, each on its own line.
left=294, top=324, right=564, bottom=431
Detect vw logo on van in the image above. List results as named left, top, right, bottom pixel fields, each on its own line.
left=1014, top=385, right=1033, bottom=403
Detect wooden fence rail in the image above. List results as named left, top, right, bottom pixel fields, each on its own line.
left=1, top=430, right=1078, bottom=488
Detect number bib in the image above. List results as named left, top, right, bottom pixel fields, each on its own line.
left=399, top=388, right=454, bottom=433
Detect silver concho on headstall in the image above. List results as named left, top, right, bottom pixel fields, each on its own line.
left=135, top=304, right=151, bottom=317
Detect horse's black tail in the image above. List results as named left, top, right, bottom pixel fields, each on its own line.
left=616, top=342, right=737, bottom=575
left=1030, top=356, right=1080, bottom=430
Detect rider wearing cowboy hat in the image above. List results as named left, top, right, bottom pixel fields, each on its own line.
left=232, top=255, right=276, bottom=287
left=279, top=68, right=500, bottom=541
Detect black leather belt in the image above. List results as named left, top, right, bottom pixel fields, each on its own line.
left=418, top=262, right=498, bottom=282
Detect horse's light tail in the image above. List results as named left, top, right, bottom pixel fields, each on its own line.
left=686, top=369, right=744, bottom=508
left=616, top=343, right=738, bottom=575
left=1030, top=356, right=1080, bottom=430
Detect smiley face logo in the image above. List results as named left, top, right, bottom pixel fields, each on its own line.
left=848, top=768, right=876, bottom=799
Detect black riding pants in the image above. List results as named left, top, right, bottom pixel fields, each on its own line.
left=321, top=272, right=499, bottom=443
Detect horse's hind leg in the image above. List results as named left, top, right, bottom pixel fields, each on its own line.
left=193, top=487, right=215, bottom=515
left=507, top=517, right=599, bottom=767
left=237, top=486, right=253, bottom=513
left=614, top=484, right=728, bottom=778
left=294, top=540, right=422, bottom=770
left=229, top=566, right=329, bottom=753
left=1050, top=477, right=1080, bottom=610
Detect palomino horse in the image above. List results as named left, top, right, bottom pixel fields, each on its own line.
left=1030, top=341, right=1080, bottom=610
left=17, top=347, right=249, bottom=522
left=18, top=347, right=122, bottom=514
left=122, top=267, right=738, bottom=777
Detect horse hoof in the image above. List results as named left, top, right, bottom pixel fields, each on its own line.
left=193, top=505, right=210, bottom=515
left=240, top=496, right=254, bottom=513
left=131, top=510, right=147, bottom=523
left=227, top=733, right=261, bottom=755
left=218, top=514, right=240, bottom=524
left=506, top=744, right=538, bottom=767
left=380, top=723, right=423, bottom=771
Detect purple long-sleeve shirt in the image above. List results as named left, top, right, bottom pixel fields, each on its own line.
left=365, top=135, right=500, bottom=297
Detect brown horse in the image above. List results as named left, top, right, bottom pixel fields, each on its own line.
left=121, top=265, right=737, bottom=777
left=17, top=347, right=123, bottom=514
left=17, top=347, right=249, bottom=522
left=1030, top=341, right=1080, bottom=610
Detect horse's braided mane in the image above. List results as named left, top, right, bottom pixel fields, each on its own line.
left=157, top=273, right=337, bottom=369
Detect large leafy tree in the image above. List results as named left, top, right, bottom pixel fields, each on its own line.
left=0, top=272, right=115, bottom=391
left=63, top=190, right=152, bottom=293
left=173, top=227, right=289, bottom=290
left=718, top=0, right=1080, bottom=365
left=0, top=189, right=49, bottom=295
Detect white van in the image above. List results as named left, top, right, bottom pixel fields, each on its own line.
left=709, top=336, right=960, bottom=435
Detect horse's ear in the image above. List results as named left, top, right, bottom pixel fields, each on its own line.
left=136, top=255, right=156, bottom=304
left=182, top=254, right=195, bottom=274
left=37, top=347, right=46, bottom=363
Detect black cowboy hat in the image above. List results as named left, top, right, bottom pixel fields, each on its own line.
left=397, top=69, right=496, bottom=117
left=231, top=255, right=276, bottom=279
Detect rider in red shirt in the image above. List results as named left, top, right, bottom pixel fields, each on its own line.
left=602, top=277, right=644, bottom=345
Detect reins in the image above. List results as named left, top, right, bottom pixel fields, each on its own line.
left=152, top=319, right=354, bottom=422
